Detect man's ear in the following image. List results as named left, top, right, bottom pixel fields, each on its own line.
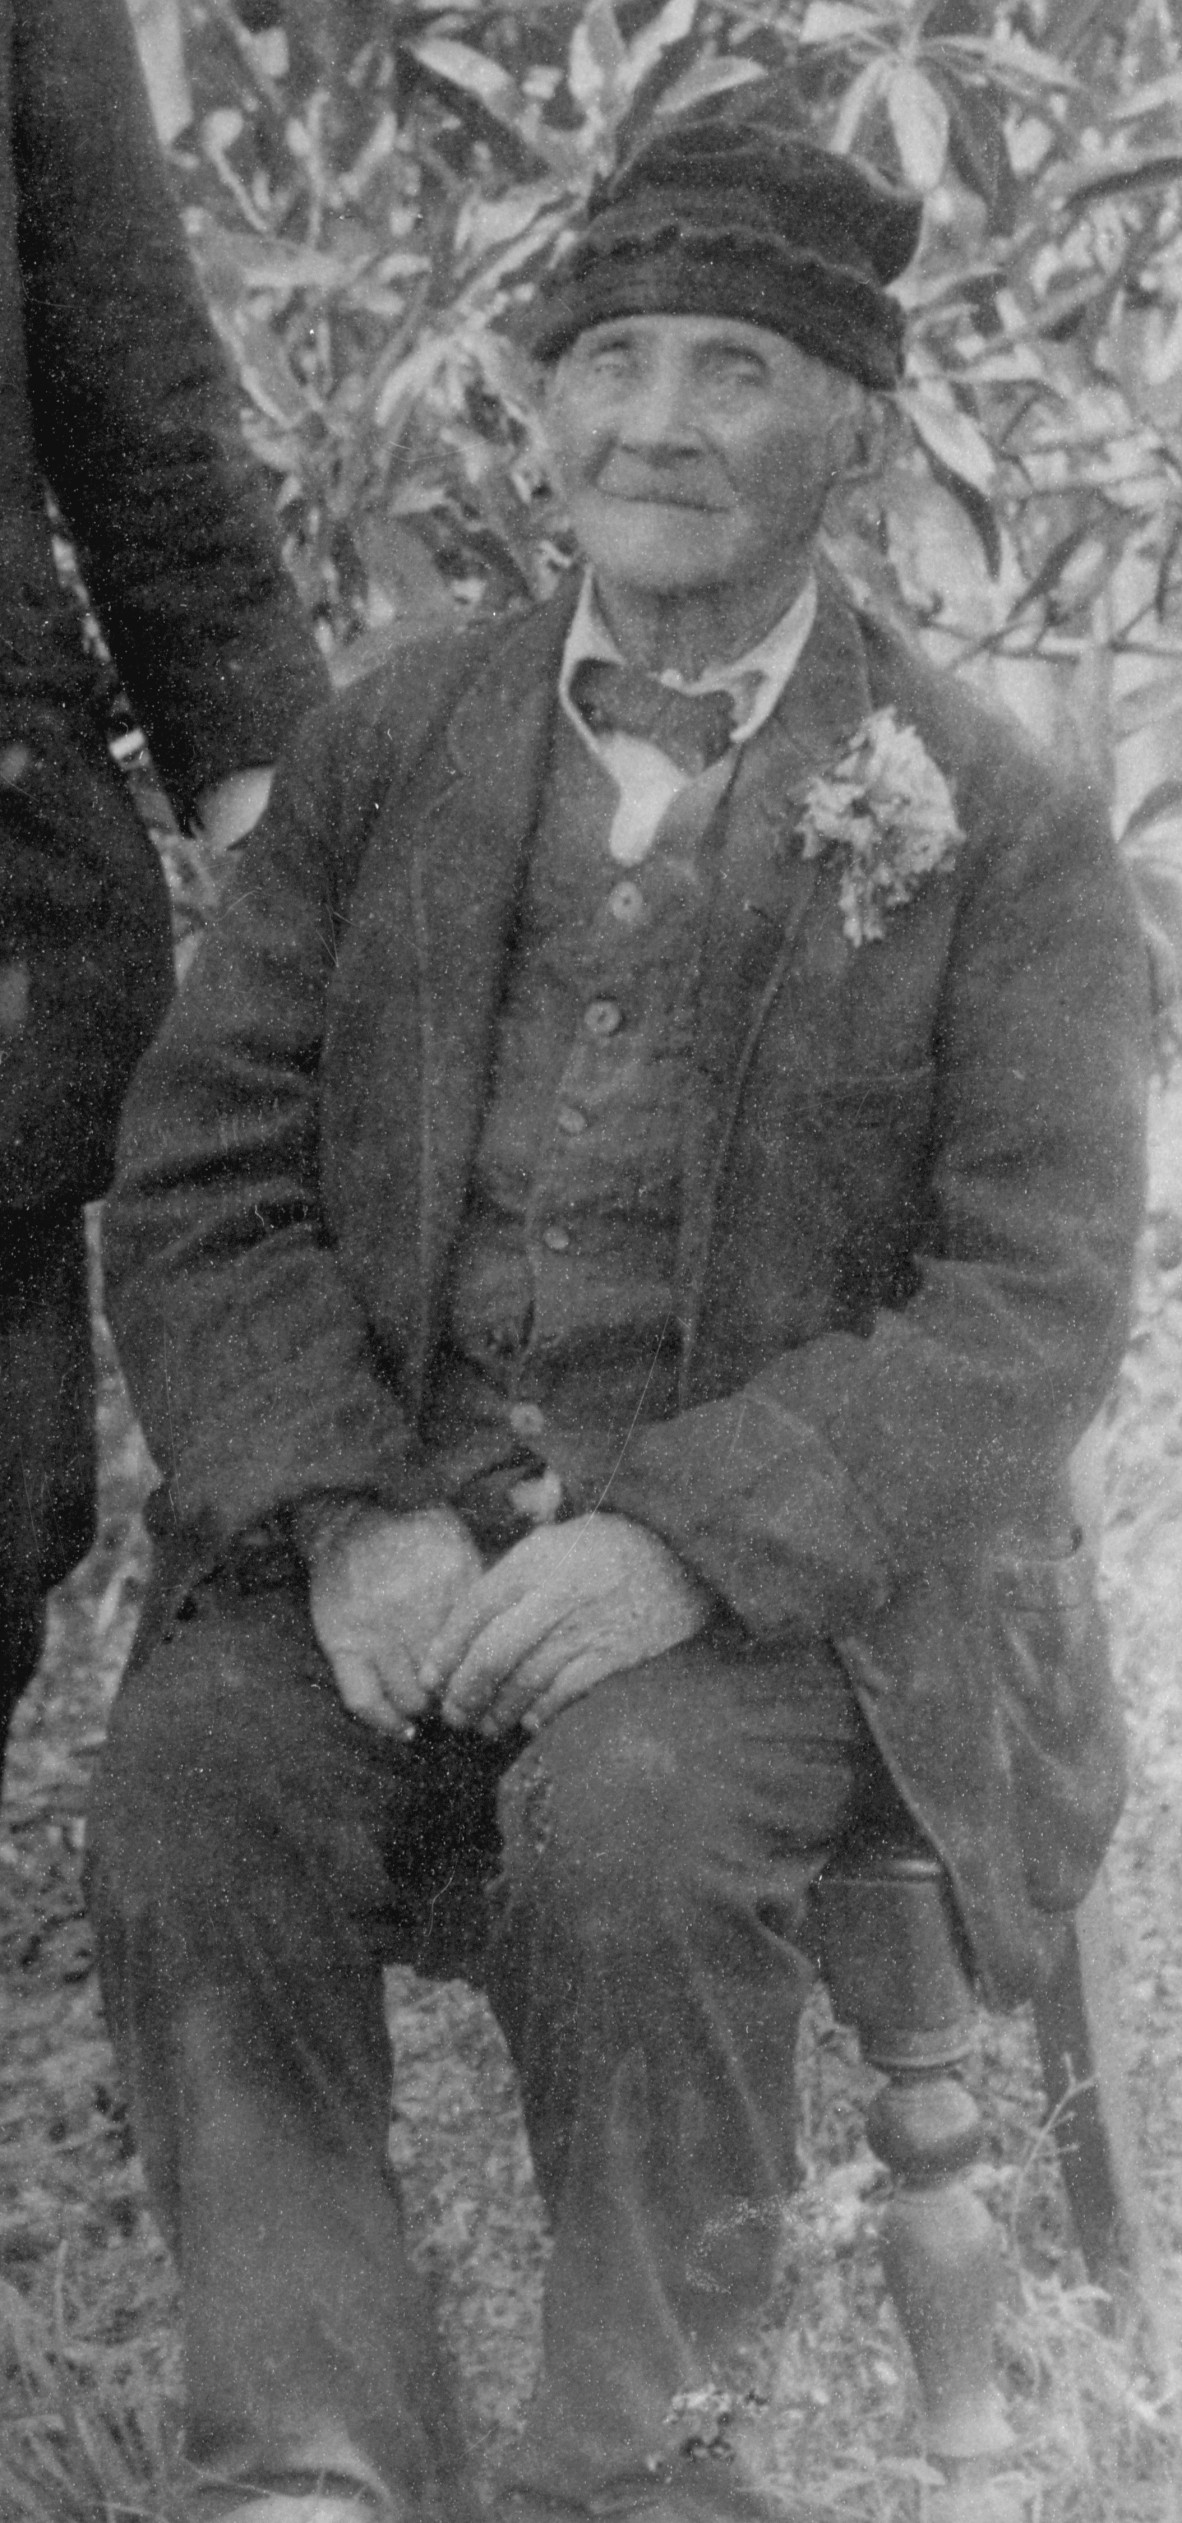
left=534, top=353, right=571, bottom=478
left=834, top=385, right=885, bottom=485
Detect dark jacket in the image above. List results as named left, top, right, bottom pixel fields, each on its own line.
left=0, top=0, right=330, bottom=1215
left=105, top=579, right=1150, bottom=2005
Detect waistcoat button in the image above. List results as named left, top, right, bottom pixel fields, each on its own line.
left=509, top=1401, right=546, bottom=1439
left=607, top=881, right=644, bottom=926
left=584, top=998, right=623, bottom=1038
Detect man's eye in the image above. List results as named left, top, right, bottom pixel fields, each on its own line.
left=585, top=343, right=634, bottom=377
left=705, top=358, right=764, bottom=390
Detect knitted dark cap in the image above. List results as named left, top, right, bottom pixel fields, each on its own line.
left=530, top=116, right=921, bottom=388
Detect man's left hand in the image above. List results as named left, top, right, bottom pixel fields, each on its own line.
left=419, top=1512, right=711, bottom=1737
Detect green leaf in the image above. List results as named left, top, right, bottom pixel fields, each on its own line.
left=624, top=0, right=698, bottom=93
left=211, top=304, right=312, bottom=430
left=978, top=35, right=1079, bottom=91
left=569, top=0, right=627, bottom=115
left=1064, top=150, right=1182, bottom=210
left=127, top=0, right=191, bottom=143
left=899, top=385, right=999, bottom=573
left=655, top=57, right=766, bottom=118
left=193, top=221, right=371, bottom=298
left=1118, top=779, right=1182, bottom=846
left=410, top=37, right=527, bottom=118
left=830, top=56, right=889, bottom=154
left=455, top=182, right=565, bottom=271
left=1001, top=521, right=1097, bottom=619
left=1111, top=72, right=1182, bottom=125
left=456, top=203, right=569, bottom=304
left=798, top=2, right=884, bottom=44
left=358, top=516, right=455, bottom=620
left=1114, top=679, right=1182, bottom=743
left=372, top=332, right=447, bottom=435
left=898, top=386, right=995, bottom=495
left=410, top=38, right=584, bottom=175
left=885, top=66, right=950, bottom=192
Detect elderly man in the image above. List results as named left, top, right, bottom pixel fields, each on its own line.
left=90, top=115, right=1147, bottom=2523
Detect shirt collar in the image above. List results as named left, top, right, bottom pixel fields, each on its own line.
left=559, top=567, right=819, bottom=750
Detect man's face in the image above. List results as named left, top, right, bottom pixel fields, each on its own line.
left=542, top=313, right=862, bottom=603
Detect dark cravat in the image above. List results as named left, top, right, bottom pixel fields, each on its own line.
left=572, top=659, right=738, bottom=776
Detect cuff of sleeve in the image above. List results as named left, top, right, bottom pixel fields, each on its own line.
left=546, top=1407, right=895, bottom=1641
left=287, top=1490, right=381, bottom=1569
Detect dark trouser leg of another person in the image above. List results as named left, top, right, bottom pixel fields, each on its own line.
left=484, top=1632, right=872, bottom=2510
left=0, top=1205, right=96, bottom=1781
left=0, top=1582, right=47, bottom=1770
left=85, top=1569, right=501, bottom=2517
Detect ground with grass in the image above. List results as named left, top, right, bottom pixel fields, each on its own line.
left=2, top=1090, right=1180, bottom=2523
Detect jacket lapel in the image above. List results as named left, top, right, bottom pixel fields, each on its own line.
left=405, top=593, right=574, bottom=1393
left=678, top=581, right=874, bottom=1362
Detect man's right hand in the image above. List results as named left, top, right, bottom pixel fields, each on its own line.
left=305, top=1503, right=483, bottom=1735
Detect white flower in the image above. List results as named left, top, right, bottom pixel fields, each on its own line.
left=798, top=708, right=963, bottom=946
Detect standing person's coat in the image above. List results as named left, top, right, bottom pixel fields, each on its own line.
left=106, top=575, right=1149, bottom=2007
left=0, top=0, right=330, bottom=1637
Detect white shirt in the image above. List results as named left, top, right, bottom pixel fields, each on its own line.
left=559, top=569, right=819, bottom=866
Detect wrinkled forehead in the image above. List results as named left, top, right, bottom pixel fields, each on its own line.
left=559, top=310, right=798, bottom=360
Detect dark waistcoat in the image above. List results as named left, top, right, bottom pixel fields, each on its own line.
left=423, top=706, right=734, bottom=1525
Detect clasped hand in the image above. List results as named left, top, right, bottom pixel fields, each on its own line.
left=308, top=1503, right=709, bottom=1739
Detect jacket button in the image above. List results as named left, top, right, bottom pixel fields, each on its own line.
left=509, top=1401, right=546, bottom=1439
left=542, top=1223, right=571, bottom=1253
left=556, top=1104, right=588, bottom=1136
left=584, top=998, right=622, bottom=1038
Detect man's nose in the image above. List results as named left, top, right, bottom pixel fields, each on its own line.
left=617, top=359, right=701, bottom=453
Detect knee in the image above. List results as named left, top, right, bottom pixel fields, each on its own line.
left=86, top=1581, right=342, bottom=1909
left=497, top=1680, right=703, bottom=1938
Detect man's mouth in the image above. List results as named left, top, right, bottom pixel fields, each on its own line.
left=595, top=480, right=727, bottom=512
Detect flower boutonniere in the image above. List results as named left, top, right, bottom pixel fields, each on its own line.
left=798, top=708, right=963, bottom=947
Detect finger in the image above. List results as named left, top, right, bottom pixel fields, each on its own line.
left=373, top=1636, right=433, bottom=1723
left=418, top=1560, right=537, bottom=1695
left=470, top=1626, right=606, bottom=1735
left=507, top=1470, right=565, bottom=1524
left=330, top=1649, right=418, bottom=1737
left=437, top=1595, right=567, bottom=1728
left=467, top=1634, right=585, bottom=1735
left=520, top=1651, right=615, bottom=1734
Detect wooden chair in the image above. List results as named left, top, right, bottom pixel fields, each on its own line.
left=805, top=1831, right=1173, bottom=2509
left=800, top=1414, right=1172, bottom=2502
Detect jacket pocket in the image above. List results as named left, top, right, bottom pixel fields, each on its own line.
left=989, top=1535, right=1125, bottom=1910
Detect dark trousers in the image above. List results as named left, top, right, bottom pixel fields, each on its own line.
left=85, top=1571, right=879, bottom=2510
left=1, top=1205, right=96, bottom=1769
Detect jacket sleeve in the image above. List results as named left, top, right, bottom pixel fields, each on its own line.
left=558, top=746, right=1150, bottom=1639
left=102, top=681, right=447, bottom=1559
left=12, top=0, right=329, bottom=813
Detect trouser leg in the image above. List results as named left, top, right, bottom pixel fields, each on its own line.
left=85, top=1576, right=504, bottom=2509
left=0, top=1203, right=95, bottom=1782
left=0, top=1584, right=46, bottom=1775
left=485, top=1632, right=871, bottom=2504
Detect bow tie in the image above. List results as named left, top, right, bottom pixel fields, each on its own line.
left=571, top=659, right=739, bottom=777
